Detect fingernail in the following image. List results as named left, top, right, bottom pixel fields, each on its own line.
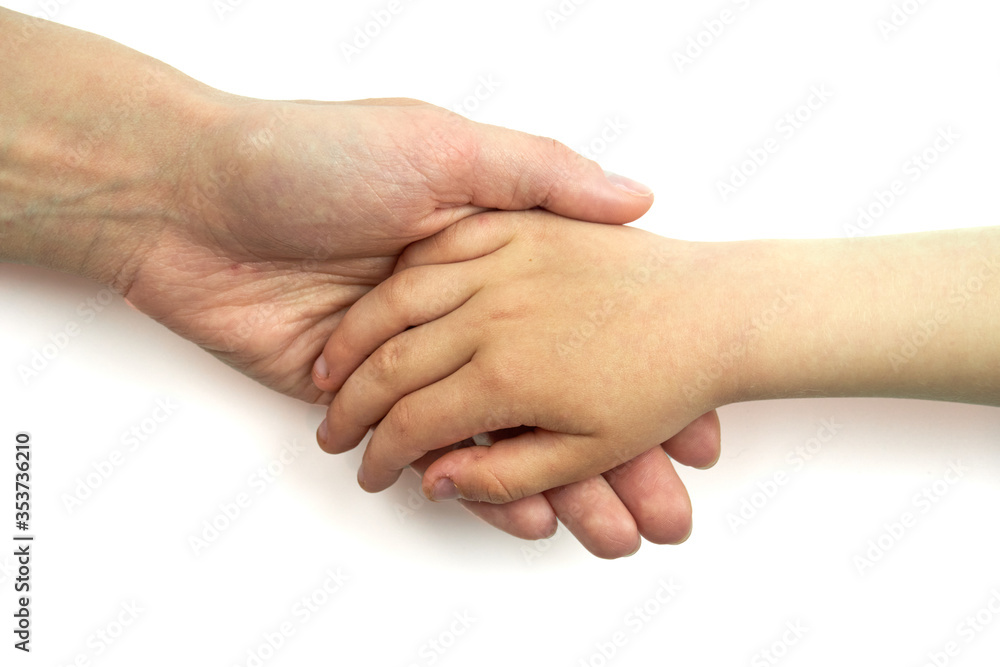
left=313, top=354, right=329, bottom=380
left=357, top=466, right=367, bottom=490
left=430, top=477, right=459, bottom=501
left=605, top=171, right=653, bottom=197
left=317, top=418, right=328, bottom=445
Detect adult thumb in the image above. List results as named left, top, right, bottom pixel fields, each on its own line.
left=462, top=120, right=654, bottom=224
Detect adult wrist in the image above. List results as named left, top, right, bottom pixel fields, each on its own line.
left=6, top=81, right=232, bottom=288
left=0, top=8, right=234, bottom=293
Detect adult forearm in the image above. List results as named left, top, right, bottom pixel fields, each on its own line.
left=715, top=227, right=1000, bottom=407
left=0, top=8, right=223, bottom=289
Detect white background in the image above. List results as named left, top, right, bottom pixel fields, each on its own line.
left=2, top=0, right=1000, bottom=665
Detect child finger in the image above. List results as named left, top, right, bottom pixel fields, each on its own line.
left=395, top=211, right=521, bottom=272
left=356, top=362, right=524, bottom=493
left=321, top=312, right=476, bottom=454
left=314, top=262, right=482, bottom=393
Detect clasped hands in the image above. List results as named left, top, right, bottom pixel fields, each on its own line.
left=270, top=102, right=721, bottom=559
left=8, top=8, right=995, bottom=561
left=118, top=92, right=718, bottom=559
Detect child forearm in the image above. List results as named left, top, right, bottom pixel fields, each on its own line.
left=710, top=228, right=1000, bottom=407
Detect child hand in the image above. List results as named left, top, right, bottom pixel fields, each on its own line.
left=315, top=210, right=725, bottom=513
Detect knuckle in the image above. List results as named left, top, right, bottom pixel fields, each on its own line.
left=380, top=271, right=418, bottom=312
left=548, top=137, right=584, bottom=172
left=367, top=336, right=407, bottom=381
left=472, top=355, right=524, bottom=401
left=419, top=112, right=478, bottom=175
left=481, top=406, right=512, bottom=434
left=483, top=305, right=523, bottom=327
left=542, top=138, right=595, bottom=193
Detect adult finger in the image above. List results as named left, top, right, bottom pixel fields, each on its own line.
left=544, top=478, right=641, bottom=559
left=661, top=410, right=722, bottom=470
left=603, top=448, right=693, bottom=545
left=313, top=261, right=483, bottom=393
left=459, top=119, right=655, bottom=224
left=395, top=211, right=520, bottom=272
left=467, top=427, right=641, bottom=559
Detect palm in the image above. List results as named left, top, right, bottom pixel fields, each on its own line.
left=125, top=248, right=385, bottom=401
